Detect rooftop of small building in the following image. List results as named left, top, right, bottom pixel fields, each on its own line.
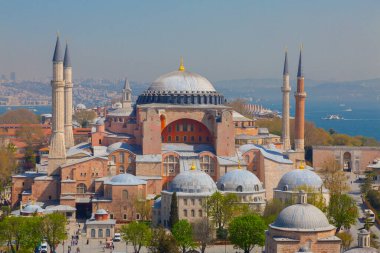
left=238, top=144, right=293, bottom=164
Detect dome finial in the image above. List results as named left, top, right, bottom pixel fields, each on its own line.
left=190, top=162, right=196, bottom=170
left=178, top=56, right=185, bottom=71
left=237, top=160, right=242, bottom=169
left=299, top=161, right=305, bottom=170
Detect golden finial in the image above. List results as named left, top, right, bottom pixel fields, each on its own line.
left=190, top=162, right=196, bottom=170
left=300, top=43, right=304, bottom=51
left=238, top=160, right=242, bottom=169
left=299, top=161, right=305, bottom=170
left=178, top=56, right=185, bottom=72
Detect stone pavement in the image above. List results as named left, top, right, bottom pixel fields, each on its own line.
left=55, top=221, right=262, bottom=253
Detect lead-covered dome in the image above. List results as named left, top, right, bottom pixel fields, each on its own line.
left=277, top=168, right=323, bottom=191
left=22, top=204, right=44, bottom=214
left=137, top=65, right=225, bottom=105
left=217, top=169, right=264, bottom=192
left=271, top=203, right=333, bottom=231
left=170, top=169, right=217, bottom=194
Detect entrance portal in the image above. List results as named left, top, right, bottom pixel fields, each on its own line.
left=343, top=152, right=352, bottom=172
left=75, top=203, right=92, bottom=219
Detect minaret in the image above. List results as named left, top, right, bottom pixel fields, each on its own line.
left=64, top=43, right=74, bottom=149
left=281, top=49, right=291, bottom=151
left=122, top=78, right=132, bottom=109
left=48, top=35, right=66, bottom=175
left=294, top=45, right=307, bottom=152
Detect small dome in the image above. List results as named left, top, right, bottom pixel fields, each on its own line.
left=106, top=173, right=146, bottom=186
left=217, top=169, right=263, bottom=192
left=76, top=103, right=86, bottom=110
left=22, top=204, right=44, bottom=214
left=106, top=142, right=140, bottom=154
left=95, top=118, right=105, bottom=125
left=170, top=170, right=217, bottom=194
left=95, top=209, right=108, bottom=215
left=271, top=203, right=333, bottom=231
left=277, top=169, right=323, bottom=191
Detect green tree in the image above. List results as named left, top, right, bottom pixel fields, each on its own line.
left=294, top=185, right=327, bottom=212
left=149, top=227, right=180, bottom=253
left=169, top=192, right=179, bottom=229
left=262, top=198, right=287, bottom=225
left=360, top=171, right=375, bottom=197
left=228, top=214, right=266, bottom=253
left=0, top=216, right=43, bottom=253
left=366, top=190, right=380, bottom=210
left=0, top=143, right=16, bottom=201
left=318, top=158, right=350, bottom=195
left=327, top=194, right=358, bottom=233
left=204, top=192, right=245, bottom=231
left=172, top=220, right=194, bottom=253
left=337, top=231, right=353, bottom=251
left=120, top=221, right=151, bottom=253
left=192, top=218, right=214, bottom=253
left=40, top=213, right=67, bottom=253
left=73, top=110, right=97, bottom=128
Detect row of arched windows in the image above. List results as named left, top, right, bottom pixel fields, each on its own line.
left=90, top=228, right=111, bottom=238
left=162, top=155, right=216, bottom=176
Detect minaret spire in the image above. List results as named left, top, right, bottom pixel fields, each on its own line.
left=48, top=35, right=66, bottom=175
left=122, top=78, right=132, bottom=109
left=294, top=44, right=307, bottom=154
left=64, top=42, right=74, bottom=149
left=281, top=48, right=291, bottom=151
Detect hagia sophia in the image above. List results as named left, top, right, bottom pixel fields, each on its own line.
left=10, top=36, right=378, bottom=252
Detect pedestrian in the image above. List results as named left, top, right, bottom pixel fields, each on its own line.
left=76, top=247, right=80, bottom=253
left=86, top=239, right=89, bottom=245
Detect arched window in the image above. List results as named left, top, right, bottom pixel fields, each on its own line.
left=254, top=185, right=259, bottom=191
left=200, top=155, right=215, bottom=175
left=111, top=155, right=116, bottom=163
left=106, top=229, right=110, bottom=237
left=119, top=153, right=125, bottom=163
left=236, top=185, right=243, bottom=192
left=163, top=155, right=179, bottom=176
left=119, top=166, right=125, bottom=173
left=122, top=190, right=129, bottom=200
left=244, top=155, right=250, bottom=164
left=184, top=209, right=188, bottom=217
left=220, top=184, right=225, bottom=191
left=98, top=229, right=103, bottom=238
left=76, top=183, right=87, bottom=194
left=91, top=229, right=95, bottom=238
left=283, top=185, right=288, bottom=191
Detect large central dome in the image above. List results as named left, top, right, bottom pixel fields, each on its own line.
left=137, top=61, right=225, bottom=105
left=148, top=70, right=217, bottom=93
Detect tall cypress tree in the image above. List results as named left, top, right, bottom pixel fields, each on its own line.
left=169, top=192, right=179, bottom=229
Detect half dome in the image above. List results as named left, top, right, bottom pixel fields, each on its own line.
left=106, top=173, right=146, bottom=186
left=170, top=169, right=217, bottom=194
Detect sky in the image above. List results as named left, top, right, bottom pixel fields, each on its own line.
left=0, top=0, right=380, bottom=82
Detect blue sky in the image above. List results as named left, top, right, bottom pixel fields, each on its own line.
left=0, top=0, right=379, bottom=82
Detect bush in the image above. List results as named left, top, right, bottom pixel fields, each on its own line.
left=367, top=190, right=380, bottom=210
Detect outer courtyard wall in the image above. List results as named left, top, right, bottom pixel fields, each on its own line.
left=313, top=146, right=380, bottom=173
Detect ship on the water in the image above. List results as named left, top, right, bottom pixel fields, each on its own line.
left=322, top=114, right=344, bottom=120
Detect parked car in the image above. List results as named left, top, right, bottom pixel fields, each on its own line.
left=40, top=242, right=48, bottom=253
left=364, top=209, right=375, bottom=223
left=113, top=233, right=121, bottom=242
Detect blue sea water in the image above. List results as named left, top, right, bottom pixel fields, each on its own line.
left=1, top=101, right=379, bottom=140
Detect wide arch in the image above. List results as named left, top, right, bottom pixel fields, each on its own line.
left=343, top=152, right=352, bottom=172
left=161, top=118, right=212, bottom=144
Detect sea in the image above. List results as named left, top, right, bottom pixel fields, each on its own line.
left=1, top=101, right=380, bottom=140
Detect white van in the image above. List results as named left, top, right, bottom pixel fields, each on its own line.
left=113, top=233, right=121, bottom=242
left=364, top=209, right=375, bottom=223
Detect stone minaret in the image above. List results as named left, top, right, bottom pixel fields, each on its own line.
left=281, top=50, right=291, bottom=151
left=122, top=78, right=132, bottom=109
left=294, top=46, right=306, bottom=152
left=48, top=35, right=66, bottom=175
left=64, top=43, right=74, bottom=149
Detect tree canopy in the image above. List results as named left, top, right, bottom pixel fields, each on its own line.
left=120, top=221, right=152, bottom=253
left=228, top=214, right=266, bottom=253
left=149, top=227, right=179, bottom=253
left=40, top=213, right=67, bottom=253
left=327, top=194, right=358, bottom=233
left=318, top=158, right=350, bottom=195
left=192, top=217, right=214, bottom=253
left=0, top=109, right=39, bottom=124
left=73, top=110, right=97, bottom=128
left=172, top=220, right=194, bottom=253
left=169, top=192, right=179, bottom=229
